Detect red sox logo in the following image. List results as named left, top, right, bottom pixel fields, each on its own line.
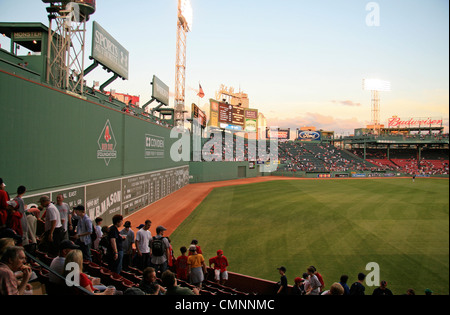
left=97, top=120, right=117, bottom=166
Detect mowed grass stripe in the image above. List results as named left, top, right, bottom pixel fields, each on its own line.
left=170, top=178, right=449, bottom=295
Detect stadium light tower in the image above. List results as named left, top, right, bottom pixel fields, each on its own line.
left=43, top=0, right=96, bottom=95
left=175, top=0, right=193, bottom=127
left=363, top=79, right=391, bottom=134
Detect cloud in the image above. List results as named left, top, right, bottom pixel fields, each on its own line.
left=266, top=113, right=367, bottom=134
left=331, top=100, right=362, bottom=107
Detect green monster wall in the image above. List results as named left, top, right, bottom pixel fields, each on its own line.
left=0, top=69, right=187, bottom=192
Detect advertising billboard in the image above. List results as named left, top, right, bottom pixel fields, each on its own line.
left=152, top=76, right=170, bottom=106
left=92, top=21, right=129, bottom=79
left=298, top=130, right=321, bottom=141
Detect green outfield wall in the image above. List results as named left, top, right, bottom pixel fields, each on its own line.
left=189, top=161, right=263, bottom=183
left=0, top=69, right=189, bottom=223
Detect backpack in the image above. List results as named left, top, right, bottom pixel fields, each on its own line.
left=151, top=236, right=166, bottom=257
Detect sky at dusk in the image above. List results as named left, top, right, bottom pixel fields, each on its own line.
left=1, top=0, right=448, bottom=135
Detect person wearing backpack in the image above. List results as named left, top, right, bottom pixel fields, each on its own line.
left=150, top=226, right=171, bottom=277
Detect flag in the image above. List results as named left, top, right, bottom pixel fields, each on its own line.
left=197, top=84, right=205, bottom=98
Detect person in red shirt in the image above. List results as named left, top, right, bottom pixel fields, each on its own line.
left=175, top=246, right=189, bottom=281
left=0, top=178, right=9, bottom=228
left=209, top=250, right=229, bottom=285
left=188, top=239, right=202, bottom=256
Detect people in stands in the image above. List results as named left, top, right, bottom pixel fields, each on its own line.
left=107, top=214, right=125, bottom=274
left=72, top=205, right=92, bottom=262
left=175, top=246, right=189, bottom=282
left=93, top=217, right=103, bottom=250
left=0, top=178, right=9, bottom=231
left=139, top=267, right=166, bottom=295
left=38, top=195, right=64, bottom=256
left=162, top=270, right=199, bottom=295
left=339, top=274, right=351, bottom=295
left=349, top=272, right=366, bottom=295
left=48, top=240, right=80, bottom=286
left=309, top=265, right=325, bottom=293
left=63, top=249, right=115, bottom=295
left=120, top=221, right=135, bottom=271
left=150, top=225, right=171, bottom=277
left=321, top=282, right=345, bottom=295
left=189, top=239, right=203, bottom=255
left=276, top=266, right=288, bottom=295
left=0, top=246, right=32, bottom=295
left=135, top=220, right=152, bottom=270
left=209, top=249, right=229, bottom=286
left=372, top=280, right=393, bottom=296
left=187, top=244, right=207, bottom=289
left=55, top=194, right=71, bottom=241
left=292, top=277, right=306, bottom=295
left=305, top=266, right=321, bottom=295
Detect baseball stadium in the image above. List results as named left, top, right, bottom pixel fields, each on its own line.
left=0, top=0, right=448, bottom=299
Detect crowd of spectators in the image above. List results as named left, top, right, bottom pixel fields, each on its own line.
left=0, top=178, right=232, bottom=295
left=278, top=141, right=449, bottom=175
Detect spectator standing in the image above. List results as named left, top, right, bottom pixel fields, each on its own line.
left=107, top=214, right=125, bottom=274
left=372, top=280, right=393, bottom=296
left=292, top=277, right=306, bottom=295
left=209, top=250, right=229, bottom=286
left=175, top=246, right=189, bottom=281
left=38, top=195, right=63, bottom=256
left=12, top=186, right=28, bottom=246
left=310, top=266, right=325, bottom=293
left=0, top=178, right=9, bottom=228
left=72, top=205, right=92, bottom=262
left=135, top=220, right=152, bottom=271
left=306, top=266, right=321, bottom=295
left=187, top=244, right=207, bottom=288
left=93, top=217, right=103, bottom=250
left=55, top=194, right=71, bottom=241
left=350, top=273, right=366, bottom=296
left=339, top=275, right=351, bottom=295
left=188, top=239, right=203, bottom=256
left=0, top=246, right=32, bottom=295
left=120, top=221, right=135, bottom=271
left=276, top=266, right=288, bottom=295
left=150, top=225, right=171, bottom=277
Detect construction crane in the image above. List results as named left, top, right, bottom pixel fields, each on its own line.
left=174, top=0, right=193, bottom=127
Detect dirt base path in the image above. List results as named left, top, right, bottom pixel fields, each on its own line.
left=124, top=176, right=297, bottom=235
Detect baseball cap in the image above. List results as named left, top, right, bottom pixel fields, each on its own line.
left=7, top=200, right=19, bottom=210
left=60, top=240, right=80, bottom=250
left=217, top=249, right=224, bottom=255
left=156, top=226, right=167, bottom=233
left=189, top=245, right=197, bottom=252
left=294, top=277, right=305, bottom=284
left=277, top=266, right=286, bottom=272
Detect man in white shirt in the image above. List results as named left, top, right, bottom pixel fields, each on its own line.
left=39, top=195, right=63, bottom=256
left=55, top=194, right=71, bottom=240
left=135, top=220, right=152, bottom=270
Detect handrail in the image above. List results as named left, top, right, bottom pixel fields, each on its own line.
left=25, top=251, right=94, bottom=296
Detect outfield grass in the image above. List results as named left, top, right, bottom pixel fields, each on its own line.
left=170, top=178, right=449, bottom=295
